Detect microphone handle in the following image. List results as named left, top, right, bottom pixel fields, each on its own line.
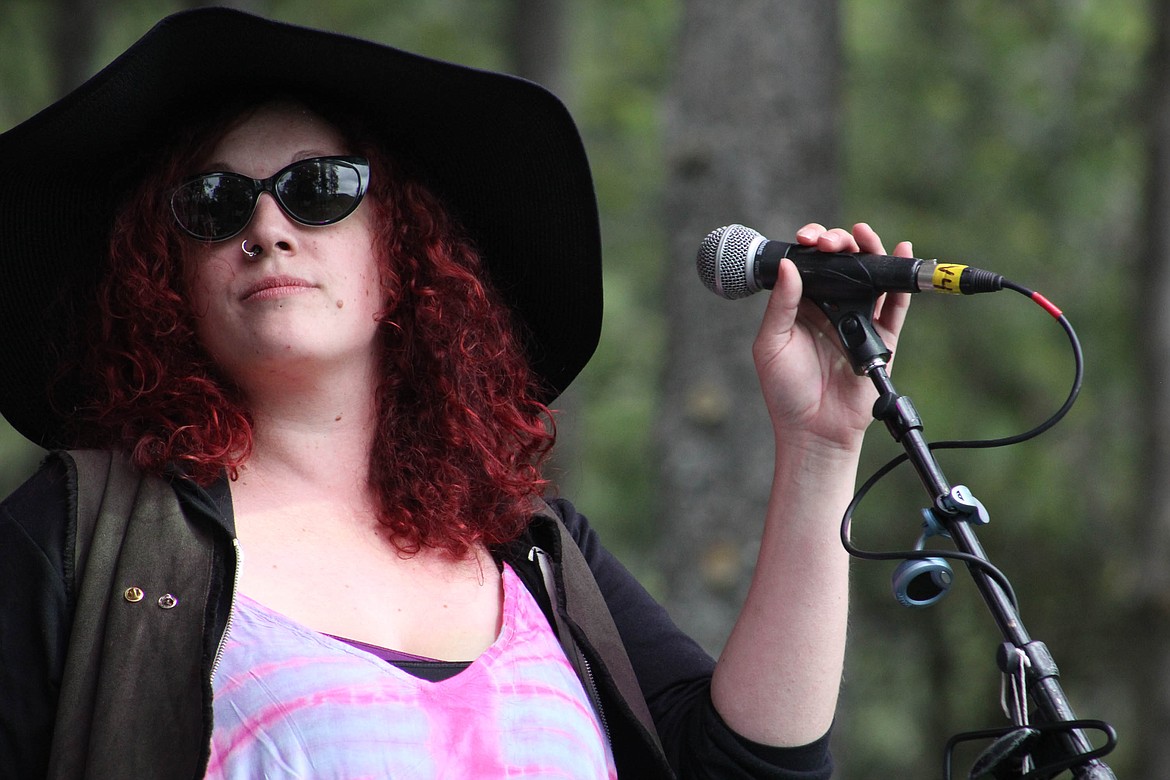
left=754, top=241, right=1002, bottom=297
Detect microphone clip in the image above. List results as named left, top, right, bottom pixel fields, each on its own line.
left=812, top=295, right=891, bottom=376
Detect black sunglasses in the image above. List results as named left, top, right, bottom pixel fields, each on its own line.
left=170, top=155, right=371, bottom=241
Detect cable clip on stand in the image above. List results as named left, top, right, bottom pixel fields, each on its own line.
left=813, top=293, right=1117, bottom=780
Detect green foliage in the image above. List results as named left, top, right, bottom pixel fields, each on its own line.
left=0, top=1, right=56, bottom=131
left=839, top=0, right=1148, bottom=774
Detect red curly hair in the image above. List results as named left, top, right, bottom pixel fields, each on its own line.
left=75, top=103, right=556, bottom=555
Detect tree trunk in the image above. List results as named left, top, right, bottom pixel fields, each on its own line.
left=1132, top=0, right=1170, bottom=775
left=505, top=0, right=565, bottom=95
left=52, top=0, right=101, bottom=96
left=656, top=0, right=841, bottom=653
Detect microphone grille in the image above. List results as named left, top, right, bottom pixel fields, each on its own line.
left=696, top=224, right=760, bottom=299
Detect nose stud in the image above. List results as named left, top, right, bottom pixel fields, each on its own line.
left=241, top=239, right=263, bottom=258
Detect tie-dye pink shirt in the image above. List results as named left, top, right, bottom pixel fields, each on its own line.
left=206, top=563, right=618, bottom=779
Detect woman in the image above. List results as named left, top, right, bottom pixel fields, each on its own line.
left=0, top=8, right=910, bottom=780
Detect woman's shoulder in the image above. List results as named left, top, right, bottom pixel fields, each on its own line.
left=0, top=452, right=77, bottom=780
left=0, top=448, right=154, bottom=558
left=1, top=451, right=71, bottom=527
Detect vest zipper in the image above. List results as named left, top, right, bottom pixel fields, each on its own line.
left=210, top=538, right=243, bottom=683
left=576, top=649, right=611, bottom=747
left=528, top=545, right=611, bottom=745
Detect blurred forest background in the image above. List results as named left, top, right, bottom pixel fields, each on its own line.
left=0, top=0, right=1163, bottom=776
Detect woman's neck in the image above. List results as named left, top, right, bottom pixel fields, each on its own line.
left=235, top=356, right=381, bottom=496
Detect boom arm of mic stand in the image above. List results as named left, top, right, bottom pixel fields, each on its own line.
left=814, top=297, right=1116, bottom=779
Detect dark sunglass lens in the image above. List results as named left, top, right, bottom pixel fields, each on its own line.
left=172, top=174, right=256, bottom=240
left=275, top=160, right=363, bottom=224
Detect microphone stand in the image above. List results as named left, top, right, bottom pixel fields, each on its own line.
left=814, top=297, right=1117, bottom=780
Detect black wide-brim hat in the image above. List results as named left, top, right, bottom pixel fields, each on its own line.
left=0, top=7, right=602, bottom=449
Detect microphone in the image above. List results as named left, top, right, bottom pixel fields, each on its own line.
left=697, top=224, right=1003, bottom=300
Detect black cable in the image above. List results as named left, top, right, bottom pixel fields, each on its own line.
left=841, top=281, right=1085, bottom=609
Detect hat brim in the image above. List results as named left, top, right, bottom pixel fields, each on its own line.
left=0, top=7, right=602, bottom=448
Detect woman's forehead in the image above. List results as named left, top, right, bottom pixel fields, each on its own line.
left=202, top=102, right=348, bottom=169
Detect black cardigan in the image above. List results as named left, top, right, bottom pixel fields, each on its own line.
left=0, top=451, right=832, bottom=779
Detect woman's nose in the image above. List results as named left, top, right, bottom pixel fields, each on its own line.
left=244, top=192, right=297, bottom=254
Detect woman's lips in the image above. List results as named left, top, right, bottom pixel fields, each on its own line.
left=241, top=275, right=316, bottom=301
